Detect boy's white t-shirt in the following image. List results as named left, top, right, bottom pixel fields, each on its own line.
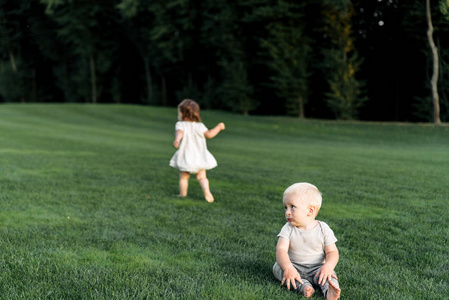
left=278, top=221, right=337, bottom=266
left=169, top=121, right=217, bottom=173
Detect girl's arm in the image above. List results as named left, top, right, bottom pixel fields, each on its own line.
left=173, top=130, right=184, bottom=148
left=204, top=122, right=225, bottom=139
left=315, top=243, right=339, bottom=286
left=276, top=237, right=303, bottom=290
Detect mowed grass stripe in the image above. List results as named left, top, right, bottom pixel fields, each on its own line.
left=0, top=104, right=448, bottom=299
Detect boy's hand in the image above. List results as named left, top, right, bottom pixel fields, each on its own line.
left=315, top=264, right=338, bottom=286
left=281, top=265, right=303, bottom=291
left=218, top=122, right=225, bottom=130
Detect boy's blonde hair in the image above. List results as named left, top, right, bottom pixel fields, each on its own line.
left=283, top=182, right=322, bottom=210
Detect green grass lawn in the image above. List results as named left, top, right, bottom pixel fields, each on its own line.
left=0, top=104, right=448, bottom=299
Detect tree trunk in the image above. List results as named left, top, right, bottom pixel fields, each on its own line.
left=9, top=50, right=25, bottom=103
left=161, top=76, right=167, bottom=106
left=63, top=62, right=69, bottom=102
left=32, top=68, right=36, bottom=102
left=89, top=54, right=97, bottom=103
left=9, top=50, right=17, bottom=72
left=299, top=95, right=305, bottom=118
left=426, top=0, right=441, bottom=124
left=143, top=56, right=153, bottom=103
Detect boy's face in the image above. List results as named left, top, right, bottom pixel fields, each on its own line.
left=283, top=194, right=313, bottom=229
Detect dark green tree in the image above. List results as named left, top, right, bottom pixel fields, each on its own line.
left=403, top=0, right=449, bottom=122
left=146, top=0, right=202, bottom=106
left=41, top=0, right=121, bottom=103
left=116, top=0, right=159, bottom=104
left=256, top=0, right=311, bottom=118
left=202, top=0, right=256, bottom=115
left=0, top=0, right=43, bottom=102
left=321, top=3, right=366, bottom=120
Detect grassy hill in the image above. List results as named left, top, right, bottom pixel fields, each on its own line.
left=0, top=104, right=448, bottom=299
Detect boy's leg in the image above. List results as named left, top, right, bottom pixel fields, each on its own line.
left=326, top=278, right=341, bottom=300
left=179, top=171, right=190, bottom=197
left=310, top=267, right=340, bottom=300
left=196, top=170, right=214, bottom=202
left=272, top=263, right=315, bottom=297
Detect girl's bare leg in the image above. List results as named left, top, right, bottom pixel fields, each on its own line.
left=179, top=171, right=190, bottom=197
left=196, top=170, right=214, bottom=202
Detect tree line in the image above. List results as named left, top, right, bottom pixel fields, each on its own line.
left=0, top=0, right=448, bottom=122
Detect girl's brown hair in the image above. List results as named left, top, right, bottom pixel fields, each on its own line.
left=178, top=99, right=201, bottom=122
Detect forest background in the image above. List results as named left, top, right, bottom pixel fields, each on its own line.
left=1, top=0, right=448, bottom=123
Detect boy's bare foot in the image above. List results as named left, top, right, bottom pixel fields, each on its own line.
left=326, top=280, right=341, bottom=300
left=177, top=194, right=186, bottom=198
left=204, top=191, right=214, bottom=203
left=302, top=284, right=315, bottom=298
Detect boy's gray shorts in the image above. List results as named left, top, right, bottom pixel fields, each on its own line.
left=273, top=262, right=339, bottom=296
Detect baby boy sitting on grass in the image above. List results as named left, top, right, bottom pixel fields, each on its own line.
left=273, top=183, right=341, bottom=299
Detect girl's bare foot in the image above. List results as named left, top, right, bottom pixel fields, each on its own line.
left=204, top=191, right=214, bottom=203
left=326, top=280, right=341, bottom=300
left=302, top=284, right=315, bottom=298
left=177, top=194, right=186, bottom=198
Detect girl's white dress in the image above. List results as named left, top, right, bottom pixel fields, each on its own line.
left=169, top=121, right=217, bottom=174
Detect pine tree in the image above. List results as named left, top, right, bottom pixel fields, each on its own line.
left=0, top=0, right=43, bottom=102
left=202, top=0, right=256, bottom=115
left=321, top=3, right=366, bottom=120
left=256, top=0, right=310, bottom=118
left=116, top=0, right=159, bottom=104
left=41, top=0, right=122, bottom=103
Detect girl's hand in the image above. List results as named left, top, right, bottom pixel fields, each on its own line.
left=173, top=130, right=183, bottom=148
left=315, top=264, right=338, bottom=286
left=281, top=265, right=303, bottom=291
left=204, top=124, right=225, bottom=139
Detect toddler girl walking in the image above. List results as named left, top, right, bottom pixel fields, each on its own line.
left=169, top=99, right=225, bottom=203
